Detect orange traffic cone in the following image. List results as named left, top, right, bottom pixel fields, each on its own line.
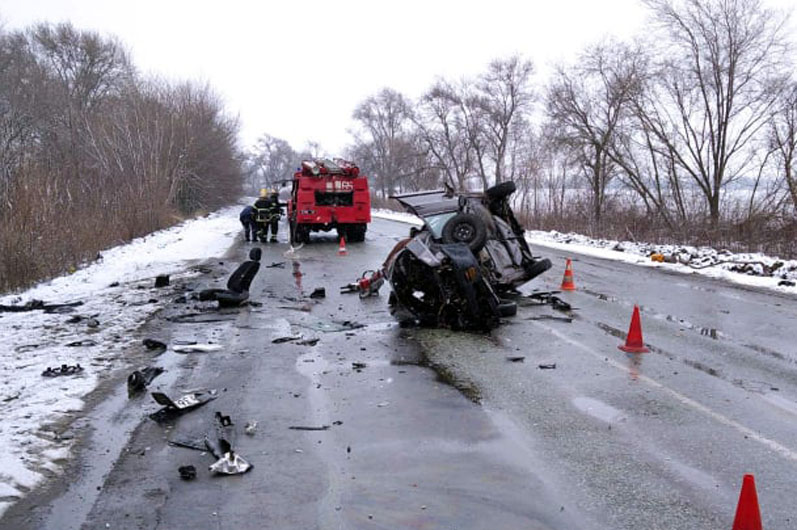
left=560, top=259, right=576, bottom=291
left=337, top=236, right=348, bottom=256
left=618, top=305, right=649, bottom=353
left=732, top=474, right=762, bottom=530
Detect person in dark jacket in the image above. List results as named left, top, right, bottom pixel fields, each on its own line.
left=239, top=205, right=255, bottom=241
left=254, top=190, right=281, bottom=242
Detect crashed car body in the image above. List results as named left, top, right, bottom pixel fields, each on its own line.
left=384, top=182, right=551, bottom=330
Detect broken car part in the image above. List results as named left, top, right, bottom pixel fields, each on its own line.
left=127, top=367, right=165, bottom=395
left=178, top=465, right=197, bottom=480
left=143, top=338, right=167, bottom=350
left=148, top=389, right=218, bottom=422
left=42, top=364, right=84, bottom=377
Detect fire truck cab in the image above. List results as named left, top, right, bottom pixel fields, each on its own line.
left=287, top=158, right=371, bottom=244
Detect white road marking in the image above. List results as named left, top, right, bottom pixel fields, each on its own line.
left=537, top=322, right=797, bottom=463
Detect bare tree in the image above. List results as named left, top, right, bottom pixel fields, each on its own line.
left=474, top=55, right=534, bottom=185
left=547, top=40, right=646, bottom=225
left=638, top=0, right=791, bottom=225
left=414, top=79, right=475, bottom=190
left=248, top=134, right=297, bottom=192
left=351, top=88, right=418, bottom=196
left=769, top=83, right=797, bottom=212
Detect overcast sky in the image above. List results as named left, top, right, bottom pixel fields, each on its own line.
left=1, top=0, right=794, bottom=155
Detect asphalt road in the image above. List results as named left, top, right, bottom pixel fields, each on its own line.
left=3, top=217, right=797, bottom=529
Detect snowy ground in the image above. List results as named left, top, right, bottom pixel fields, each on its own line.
left=372, top=209, right=797, bottom=293
left=0, top=205, right=794, bottom=516
left=0, top=206, right=241, bottom=516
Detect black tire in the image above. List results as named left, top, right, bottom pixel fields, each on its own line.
left=441, top=213, right=487, bottom=253
left=348, top=223, right=367, bottom=242
left=486, top=181, right=517, bottom=201
left=497, top=301, right=517, bottom=317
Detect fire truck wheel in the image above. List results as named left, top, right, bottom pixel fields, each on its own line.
left=347, top=224, right=367, bottom=242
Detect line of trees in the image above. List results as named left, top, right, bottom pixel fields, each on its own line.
left=336, top=0, right=797, bottom=256
left=0, top=22, right=242, bottom=292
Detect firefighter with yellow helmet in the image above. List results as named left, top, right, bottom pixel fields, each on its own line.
left=253, top=188, right=281, bottom=242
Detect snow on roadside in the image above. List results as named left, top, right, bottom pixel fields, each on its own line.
left=372, top=209, right=797, bottom=294
left=0, top=205, right=240, bottom=516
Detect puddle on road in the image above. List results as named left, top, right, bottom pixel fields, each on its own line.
left=571, top=396, right=627, bottom=424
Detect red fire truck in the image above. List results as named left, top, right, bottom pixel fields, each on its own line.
left=287, top=158, right=371, bottom=244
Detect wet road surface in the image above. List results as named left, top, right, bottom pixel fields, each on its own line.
left=3, top=217, right=797, bottom=529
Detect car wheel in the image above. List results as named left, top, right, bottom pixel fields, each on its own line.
left=486, top=181, right=517, bottom=201
left=441, top=213, right=487, bottom=253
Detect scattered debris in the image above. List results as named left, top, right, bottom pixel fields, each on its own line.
left=272, top=335, right=302, bottom=344
left=525, top=315, right=573, bottom=323
left=303, top=320, right=365, bottom=333
left=86, top=317, right=100, bottom=328
left=172, top=343, right=222, bottom=353
left=332, top=420, right=343, bottom=426
left=779, top=280, right=796, bottom=287
left=149, top=389, right=218, bottom=422
left=527, top=291, right=573, bottom=312
left=154, top=274, right=170, bottom=288
left=178, top=465, right=197, bottom=480
left=215, top=411, right=233, bottom=427
left=0, top=300, right=83, bottom=313
left=209, top=450, right=252, bottom=475
left=244, top=421, right=258, bottom=435
left=42, top=364, right=84, bottom=377
left=377, top=401, right=390, bottom=408
left=143, top=338, right=167, bottom=350
left=65, top=315, right=84, bottom=324
left=15, top=344, right=42, bottom=353
left=65, top=339, right=98, bottom=347
left=266, top=261, right=286, bottom=268
left=309, top=287, right=326, bottom=299
left=507, top=356, right=525, bottom=362
left=538, top=363, right=557, bottom=370
left=127, top=367, right=165, bottom=395
left=288, top=425, right=330, bottom=431
left=352, top=362, right=367, bottom=370
left=168, top=436, right=207, bottom=452
left=295, top=338, right=320, bottom=346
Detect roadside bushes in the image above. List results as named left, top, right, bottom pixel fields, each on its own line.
left=0, top=23, right=242, bottom=293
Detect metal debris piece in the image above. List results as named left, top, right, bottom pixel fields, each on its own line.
left=538, top=363, right=557, bottom=370
left=209, top=451, right=252, bottom=475
left=155, top=274, right=170, bottom=288
left=178, top=465, right=197, bottom=480
left=143, top=338, right=167, bottom=350
left=42, top=364, right=84, bottom=377
left=266, top=261, right=286, bottom=268
left=295, top=338, right=320, bottom=346
left=507, top=356, right=525, bottom=362
left=65, top=339, right=97, bottom=347
left=215, top=411, right=234, bottom=427
left=244, top=421, right=258, bottom=435
left=127, top=367, right=165, bottom=395
left=309, top=287, right=326, bottom=299
left=525, top=315, right=573, bottom=323
left=272, top=335, right=302, bottom=344
left=352, top=362, right=367, bottom=370
left=149, top=389, right=218, bottom=422
left=289, top=425, right=330, bottom=431
left=527, top=291, right=573, bottom=312
left=168, top=436, right=207, bottom=452
left=0, top=300, right=83, bottom=313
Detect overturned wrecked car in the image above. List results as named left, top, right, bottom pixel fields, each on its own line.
left=384, top=182, right=551, bottom=331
